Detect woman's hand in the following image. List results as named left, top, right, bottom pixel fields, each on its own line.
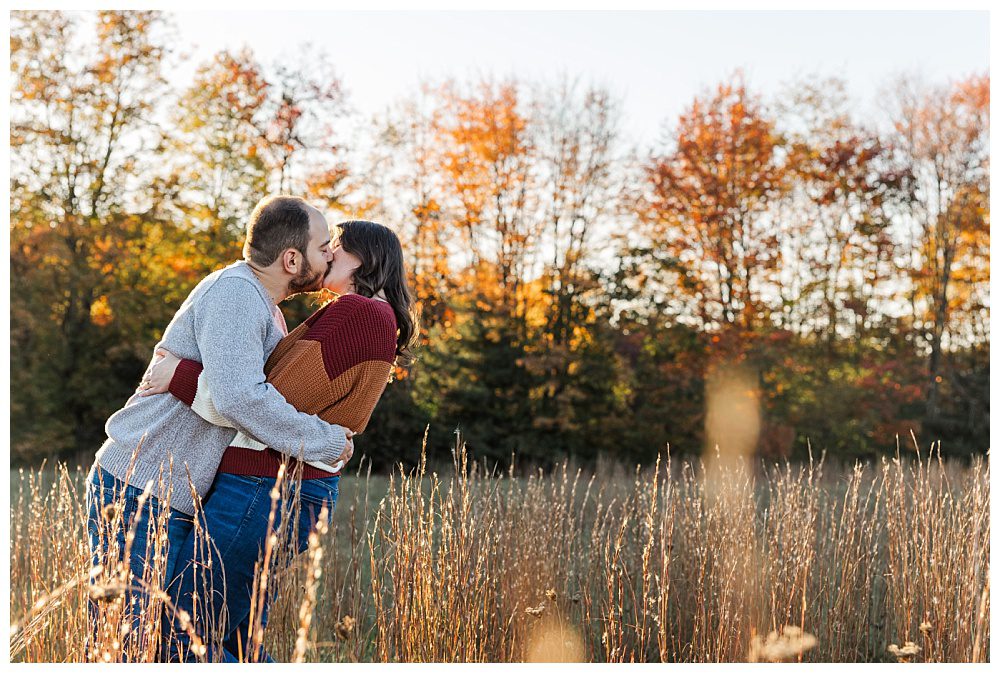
left=331, top=429, right=355, bottom=471
left=137, top=348, right=182, bottom=397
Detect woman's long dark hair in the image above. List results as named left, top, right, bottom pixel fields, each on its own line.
left=336, top=220, right=418, bottom=365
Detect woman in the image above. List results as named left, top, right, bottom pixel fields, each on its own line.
left=148, top=220, right=416, bottom=662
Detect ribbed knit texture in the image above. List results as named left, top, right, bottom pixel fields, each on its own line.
left=218, top=447, right=341, bottom=479
left=95, top=261, right=348, bottom=516
left=169, top=358, right=203, bottom=407
left=170, top=293, right=398, bottom=479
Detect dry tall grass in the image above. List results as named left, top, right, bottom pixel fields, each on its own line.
left=9, top=436, right=990, bottom=662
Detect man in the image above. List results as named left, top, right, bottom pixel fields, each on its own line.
left=85, top=195, right=352, bottom=661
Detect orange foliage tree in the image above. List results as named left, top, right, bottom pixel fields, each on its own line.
left=639, top=73, right=791, bottom=334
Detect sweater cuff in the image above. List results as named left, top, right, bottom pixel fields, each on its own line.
left=169, top=359, right=204, bottom=407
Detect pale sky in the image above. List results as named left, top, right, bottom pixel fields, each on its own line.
left=170, top=10, right=989, bottom=146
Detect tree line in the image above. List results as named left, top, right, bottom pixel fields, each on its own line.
left=10, top=11, right=989, bottom=468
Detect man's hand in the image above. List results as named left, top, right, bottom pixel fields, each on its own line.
left=137, top=348, right=182, bottom=397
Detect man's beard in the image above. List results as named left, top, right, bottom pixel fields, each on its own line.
left=287, top=257, right=327, bottom=296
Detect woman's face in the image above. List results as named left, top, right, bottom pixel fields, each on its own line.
left=323, top=240, right=363, bottom=294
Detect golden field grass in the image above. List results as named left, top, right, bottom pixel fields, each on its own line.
left=8, top=438, right=990, bottom=663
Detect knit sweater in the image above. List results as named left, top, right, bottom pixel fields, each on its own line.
left=168, top=293, right=398, bottom=478
left=95, top=261, right=349, bottom=515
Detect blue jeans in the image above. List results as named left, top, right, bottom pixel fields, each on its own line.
left=85, top=464, right=195, bottom=661
left=165, top=472, right=340, bottom=663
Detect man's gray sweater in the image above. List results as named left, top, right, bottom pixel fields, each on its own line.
left=96, top=261, right=347, bottom=515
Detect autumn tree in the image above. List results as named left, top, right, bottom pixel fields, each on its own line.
left=533, top=77, right=622, bottom=346
left=10, top=10, right=176, bottom=457
left=264, top=54, right=349, bottom=214
left=166, top=46, right=352, bottom=249
left=162, top=48, right=271, bottom=267
left=638, top=73, right=790, bottom=334
left=887, top=73, right=989, bottom=426
left=356, top=88, right=455, bottom=336
left=518, top=77, right=629, bottom=453
left=432, top=77, right=540, bottom=319
left=776, top=76, right=912, bottom=349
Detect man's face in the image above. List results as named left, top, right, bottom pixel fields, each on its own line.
left=287, top=208, right=334, bottom=295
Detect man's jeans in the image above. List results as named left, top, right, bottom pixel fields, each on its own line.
left=85, top=464, right=194, bottom=661
left=166, top=472, right=340, bottom=663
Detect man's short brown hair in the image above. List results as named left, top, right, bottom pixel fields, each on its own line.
left=243, top=195, right=313, bottom=266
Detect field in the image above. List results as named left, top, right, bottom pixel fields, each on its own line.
left=9, top=440, right=990, bottom=663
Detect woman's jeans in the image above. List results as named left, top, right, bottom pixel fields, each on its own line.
left=165, top=472, right=340, bottom=663
left=85, top=464, right=194, bottom=661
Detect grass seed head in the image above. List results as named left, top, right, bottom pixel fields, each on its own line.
left=748, top=625, right=818, bottom=662
left=101, top=503, right=119, bottom=522
left=888, top=641, right=922, bottom=662
left=88, top=582, right=128, bottom=602
left=526, top=603, right=547, bottom=618
left=334, top=615, right=356, bottom=640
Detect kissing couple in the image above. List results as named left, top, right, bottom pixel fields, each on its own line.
left=85, top=195, right=417, bottom=661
